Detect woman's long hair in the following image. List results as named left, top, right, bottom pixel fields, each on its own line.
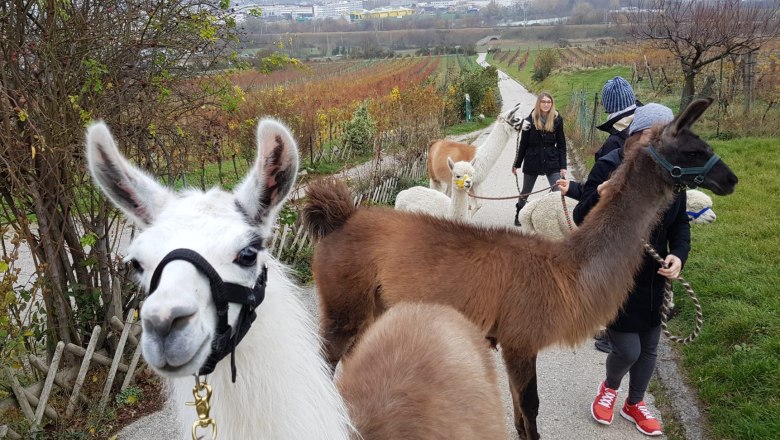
left=532, top=92, right=557, bottom=132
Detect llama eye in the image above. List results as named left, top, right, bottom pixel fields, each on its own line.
left=235, top=247, right=258, bottom=267
left=128, top=258, right=144, bottom=274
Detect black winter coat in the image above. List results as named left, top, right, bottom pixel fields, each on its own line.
left=513, top=112, right=567, bottom=176
left=572, top=148, right=691, bottom=333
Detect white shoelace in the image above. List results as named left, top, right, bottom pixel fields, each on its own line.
left=597, top=388, right=617, bottom=408
left=635, top=404, right=656, bottom=420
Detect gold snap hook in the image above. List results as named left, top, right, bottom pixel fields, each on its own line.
left=187, top=376, right=217, bottom=440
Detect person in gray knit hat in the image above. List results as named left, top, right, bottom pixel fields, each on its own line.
left=572, top=102, right=688, bottom=436
left=628, top=103, right=674, bottom=136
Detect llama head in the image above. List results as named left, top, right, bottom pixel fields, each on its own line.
left=650, top=98, right=738, bottom=196
left=501, top=102, right=527, bottom=132
left=87, top=118, right=299, bottom=378
left=447, top=157, right=475, bottom=191
left=686, top=189, right=717, bottom=224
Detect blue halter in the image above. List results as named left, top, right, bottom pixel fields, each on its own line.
left=646, top=144, right=721, bottom=189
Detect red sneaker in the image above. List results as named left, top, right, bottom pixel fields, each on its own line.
left=621, top=400, right=663, bottom=436
left=591, top=381, right=618, bottom=425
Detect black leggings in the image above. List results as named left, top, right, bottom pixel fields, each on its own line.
left=605, top=325, right=661, bottom=405
left=516, top=172, right=560, bottom=210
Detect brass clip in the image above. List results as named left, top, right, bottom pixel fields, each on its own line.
left=186, top=376, right=217, bottom=440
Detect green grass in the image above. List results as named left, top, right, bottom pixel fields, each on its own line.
left=488, top=50, right=631, bottom=112
left=444, top=116, right=495, bottom=136
left=668, top=138, right=780, bottom=439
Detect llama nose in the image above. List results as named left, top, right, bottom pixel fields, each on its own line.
left=144, top=305, right=198, bottom=338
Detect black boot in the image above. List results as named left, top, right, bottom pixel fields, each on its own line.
left=513, top=205, right=522, bottom=227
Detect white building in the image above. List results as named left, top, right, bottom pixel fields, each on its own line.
left=314, top=0, right=364, bottom=19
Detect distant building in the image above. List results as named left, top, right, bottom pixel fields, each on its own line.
left=350, top=7, right=415, bottom=20
left=314, top=1, right=364, bottom=19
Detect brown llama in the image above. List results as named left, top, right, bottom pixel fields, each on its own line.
left=302, top=98, right=738, bottom=440
left=337, top=302, right=508, bottom=439
left=427, top=139, right=476, bottom=195
left=87, top=118, right=507, bottom=439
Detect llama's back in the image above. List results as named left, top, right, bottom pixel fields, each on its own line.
left=519, top=192, right=579, bottom=240
left=337, top=302, right=507, bottom=440
left=394, top=186, right=450, bottom=218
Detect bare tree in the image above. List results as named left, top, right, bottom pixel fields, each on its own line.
left=0, top=0, right=238, bottom=358
left=629, top=0, right=780, bottom=108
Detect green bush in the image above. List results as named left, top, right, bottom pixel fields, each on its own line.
left=343, top=102, right=376, bottom=154
left=532, top=48, right=560, bottom=82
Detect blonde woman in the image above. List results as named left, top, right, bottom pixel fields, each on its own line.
left=511, top=92, right=567, bottom=226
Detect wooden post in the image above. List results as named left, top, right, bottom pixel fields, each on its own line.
left=98, top=310, right=134, bottom=413
left=66, top=326, right=101, bottom=418
left=32, top=341, right=65, bottom=430
left=120, top=343, right=144, bottom=392
left=5, top=367, right=35, bottom=421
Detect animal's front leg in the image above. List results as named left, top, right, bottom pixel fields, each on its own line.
left=503, top=351, right=540, bottom=440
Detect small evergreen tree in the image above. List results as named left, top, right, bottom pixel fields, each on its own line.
left=532, top=48, right=560, bottom=82
left=343, top=102, right=376, bottom=154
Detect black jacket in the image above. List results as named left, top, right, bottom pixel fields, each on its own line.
left=513, top=112, right=567, bottom=176
left=573, top=148, right=691, bottom=332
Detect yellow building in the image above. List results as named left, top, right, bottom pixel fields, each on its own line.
left=350, top=7, right=415, bottom=20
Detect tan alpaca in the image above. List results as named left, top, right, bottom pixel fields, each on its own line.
left=338, top=303, right=508, bottom=439
left=302, top=99, right=738, bottom=440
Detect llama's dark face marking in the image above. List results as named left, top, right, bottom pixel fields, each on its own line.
left=87, top=118, right=299, bottom=378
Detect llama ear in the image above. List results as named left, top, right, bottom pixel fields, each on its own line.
left=447, top=156, right=455, bottom=171
left=664, top=97, right=713, bottom=137
left=234, top=119, right=299, bottom=234
left=86, top=121, right=173, bottom=227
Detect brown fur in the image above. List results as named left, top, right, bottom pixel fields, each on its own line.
left=426, top=139, right=476, bottom=194
left=303, top=98, right=738, bottom=440
left=337, top=303, right=508, bottom=440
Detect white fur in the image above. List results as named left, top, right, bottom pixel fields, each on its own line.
left=686, top=189, right=716, bottom=224
left=469, top=104, right=524, bottom=213
left=87, top=119, right=353, bottom=439
left=520, top=189, right=716, bottom=240
left=396, top=159, right=474, bottom=221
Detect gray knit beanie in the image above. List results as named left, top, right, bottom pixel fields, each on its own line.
left=628, top=103, right=674, bottom=136
left=601, top=76, right=636, bottom=114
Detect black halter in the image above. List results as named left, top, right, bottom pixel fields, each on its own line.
left=148, top=248, right=267, bottom=382
left=646, top=144, right=721, bottom=191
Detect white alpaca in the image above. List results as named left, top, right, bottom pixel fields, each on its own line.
left=686, top=189, right=716, bottom=224
left=520, top=189, right=717, bottom=240
left=427, top=103, right=527, bottom=213
left=87, top=119, right=506, bottom=440
left=395, top=158, right=474, bottom=221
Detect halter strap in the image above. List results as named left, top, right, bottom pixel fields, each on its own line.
left=149, top=248, right=267, bottom=381
left=646, top=145, right=721, bottom=188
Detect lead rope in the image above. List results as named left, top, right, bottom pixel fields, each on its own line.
left=560, top=191, right=703, bottom=344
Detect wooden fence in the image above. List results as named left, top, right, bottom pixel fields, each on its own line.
left=1, top=310, right=142, bottom=439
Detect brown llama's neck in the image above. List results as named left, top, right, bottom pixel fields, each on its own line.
left=565, top=147, right=674, bottom=331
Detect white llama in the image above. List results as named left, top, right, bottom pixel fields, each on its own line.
left=427, top=102, right=527, bottom=214
left=87, top=119, right=506, bottom=440
left=520, top=189, right=718, bottom=240
left=395, top=158, right=474, bottom=221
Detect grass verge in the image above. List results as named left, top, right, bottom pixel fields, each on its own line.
left=668, top=137, right=780, bottom=440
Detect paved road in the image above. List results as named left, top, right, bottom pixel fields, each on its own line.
left=120, top=55, right=672, bottom=439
